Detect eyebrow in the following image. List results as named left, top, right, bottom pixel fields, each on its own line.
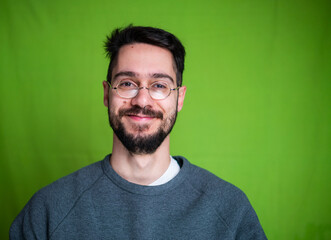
left=113, top=71, right=137, bottom=80
left=113, top=71, right=174, bottom=83
left=151, top=73, right=174, bottom=83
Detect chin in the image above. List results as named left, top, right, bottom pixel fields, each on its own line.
left=131, top=129, right=160, bottom=138
left=127, top=123, right=160, bottom=134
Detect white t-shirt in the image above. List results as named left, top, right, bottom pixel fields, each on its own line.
left=148, top=156, right=180, bottom=186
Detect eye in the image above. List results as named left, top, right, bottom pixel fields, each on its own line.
left=151, top=82, right=168, bottom=89
left=117, top=80, right=137, bottom=89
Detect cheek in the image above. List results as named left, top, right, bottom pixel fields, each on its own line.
left=109, top=98, right=128, bottom=110
left=159, top=99, right=177, bottom=116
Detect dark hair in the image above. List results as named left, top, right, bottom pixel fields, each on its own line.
left=104, top=25, right=186, bottom=86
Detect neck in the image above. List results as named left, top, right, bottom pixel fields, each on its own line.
left=110, top=135, right=171, bottom=185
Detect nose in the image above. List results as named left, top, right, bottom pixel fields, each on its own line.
left=130, top=87, right=154, bottom=108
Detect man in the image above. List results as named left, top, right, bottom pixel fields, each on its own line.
left=10, top=26, right=267, bottom=239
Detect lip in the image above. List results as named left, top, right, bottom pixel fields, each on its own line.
left=127, top=114, right=155, bottom=121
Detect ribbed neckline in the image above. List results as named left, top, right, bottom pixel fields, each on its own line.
left=101, top=154, right=190, bottom=196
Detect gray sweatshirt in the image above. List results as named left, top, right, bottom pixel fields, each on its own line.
left=10, top=155, right=267, bottom=239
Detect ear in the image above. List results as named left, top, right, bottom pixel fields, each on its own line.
left=103, top=81, right=110, bottom=107
left=177, top=86, right=186, bottom=112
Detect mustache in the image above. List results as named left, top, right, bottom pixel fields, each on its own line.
left=118, top=106, right=163, bottom=120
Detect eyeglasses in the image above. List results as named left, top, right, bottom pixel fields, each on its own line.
left=107, top=80, right=179, bottom=100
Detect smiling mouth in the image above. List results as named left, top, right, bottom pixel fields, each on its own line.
left=127, top=114, right=155, bottom=121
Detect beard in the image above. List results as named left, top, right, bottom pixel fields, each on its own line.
left=108, top=105, right=177, bottom=155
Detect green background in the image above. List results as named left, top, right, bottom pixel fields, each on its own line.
left=1, top=0, right=330, bottom=239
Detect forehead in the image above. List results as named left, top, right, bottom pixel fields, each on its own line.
left=113, top=43, right=176, bottom=80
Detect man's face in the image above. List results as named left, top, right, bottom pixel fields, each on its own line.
left=103, top=43, right=186, bottom=154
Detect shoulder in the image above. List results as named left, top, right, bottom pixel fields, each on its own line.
left=176, top=156, right=246, bottom=202
left=175, top=156, right=267, bottom=239
left=33, top=159, right=104, bottom=206
left=10, top=159, right=105, bottom=239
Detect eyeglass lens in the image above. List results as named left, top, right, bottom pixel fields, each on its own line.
left=116, top=80, right=171, bottom=100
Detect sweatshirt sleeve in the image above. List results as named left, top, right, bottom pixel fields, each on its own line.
left=10, top=193, right=49, bottom=240
left=10, top=161, right=104, bottom=240
left=233, top=198, right=267, bottom=240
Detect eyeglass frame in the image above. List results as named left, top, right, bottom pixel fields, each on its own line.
left=106, top=80, right=180, bottom=100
